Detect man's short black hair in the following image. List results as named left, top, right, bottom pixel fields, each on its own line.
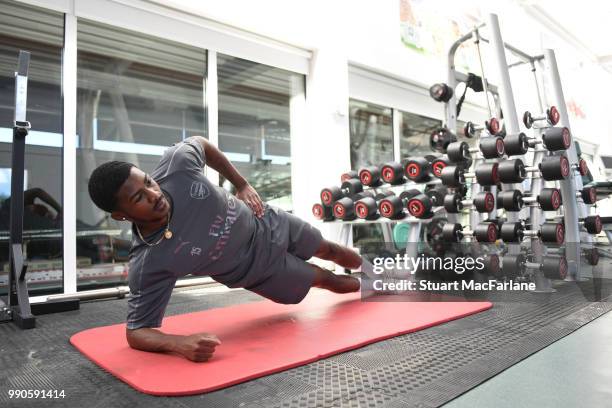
left=88, top=161, right=135, bottom=212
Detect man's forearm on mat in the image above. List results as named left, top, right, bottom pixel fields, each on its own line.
left=126, top=328, right=182, bottom=353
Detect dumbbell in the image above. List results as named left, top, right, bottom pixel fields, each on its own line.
left=549, top=214, right=602, bottom=235
left=354, top=191, right=395, bottom=220
left=580, top=215, right=602, bottom=234
left=580, top=187, right=597, bottom=204
left=497, top=155, right=570, bottom=183
left=485, top=117, right=503, bottom=136
left=575, top=158, right=590, bottom=177
left=403, top=157, right=434, bottom=182
left=502, top=254, right=568, bottom=280
left=429, top=83, right=453, bottom=102
left=440, top=162, right=500, bottom=187
left=430, top=157, right=449, bottom=178
left=444, top=191, right=496, bottom=213
left=340, top=170, right=358, bottom=183
left=333, top=191, right=376, bottom=221
left=500, top=221, right=565, bottom=244
left=584, top=247, right=600, bottom=266
left=442, top=221, right=500, bottom=243
left=522, top=106, right=560, bottom=129
left=497, top=188, right=562, bottom=212
left=446, top=138, right=505, bottom=163
left=405, top=186, right=448, bottom=219
left=463, top=121, right=483, bottom=138
left=312, top=203, right=334, bottom=221
left=320, top=179, right=363, bottom=206
left=430, top=127, right=456, bottom=153
left=503, top=127, right=572, bottom=156
left=482, top=253, right=502, bottom=277
left=380, top=162, right=406, bottom=185
left=358, top=165, right=383, bottom=187
left=378, top=189, right=420, bottom=219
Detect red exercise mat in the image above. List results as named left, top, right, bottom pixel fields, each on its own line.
left=70, top=290, right=491, bottom=396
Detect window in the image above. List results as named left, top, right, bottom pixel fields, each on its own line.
left=0, top=1, right=64, bottom=296
left=75, top=19, right=207, bottom=290
left=399, top=111, right=442, bottom=158
left=217, top=54, right=304, bottom=211
left=349, top=99, right=394, bottom=169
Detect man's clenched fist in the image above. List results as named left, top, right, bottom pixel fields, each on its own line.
left=175, top=333, right=221, bottom=362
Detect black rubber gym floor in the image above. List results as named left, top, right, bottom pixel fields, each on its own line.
left=2, top=269, right=612, bottom=408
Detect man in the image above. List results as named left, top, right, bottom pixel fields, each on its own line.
left=88, top=136, right=365, bottom=363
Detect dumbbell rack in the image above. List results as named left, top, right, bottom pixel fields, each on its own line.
left=441, top=13, right=592, bottom=285
left=331, top=211, right=436, bottom=279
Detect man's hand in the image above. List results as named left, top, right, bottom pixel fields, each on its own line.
left=174, top=333, right=221, bottom=362
left=236, top=183, right=265, bottom=218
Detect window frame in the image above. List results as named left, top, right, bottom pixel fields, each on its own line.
left=14, top=0, right=311, bottom=300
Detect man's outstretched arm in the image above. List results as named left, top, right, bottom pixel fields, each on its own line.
left=192, top=136, right=265, bottom=217
left=126, top=327, right=221, bottom=362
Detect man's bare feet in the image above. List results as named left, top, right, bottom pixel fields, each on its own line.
left=311, top=264, right=360, bottom=293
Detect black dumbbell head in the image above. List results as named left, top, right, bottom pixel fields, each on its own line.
left=581, top=187, right=597, bottom=205
left=358, top=166, right=381, bottom=187
left=341, top=178, right=364, bottom=195
left=523, top=110, right=534, bottom=129
left=447, top=141, right=470, bottom=163
left=578, top=158, right=589, bottom=177
left=312, top=203, right=333, bottom=221
left=464, top=122, right=476, bottom=138
left=499, top=189, right=523, bottom=212
left=430, top=127, right=456, bottom=153
left=407, top=194, right=433, bottom=218
left=381, top=162, right=405, bottom=184
left=539, top=155, right=570, bottom=181
left=584, top=248, right=600, bottom=266
left=473, top=191, right=496, bottom=213
left=440, top=165, right=463, bottom=187
left=584, top=215, right=602, bottom=234
left=340, top=170, right=358, bottom=183
left=500, top=222, right=523, bottom=242
left=333, top=197, right=356, bottom=220
left=479, top=136, right=505, bottom=159
left=498, top=159, right=526, bottom=184
left=540, top=222, right=565, bottom=244
left=486, top=117, right=501, bottom=135
left=320, top=185, right=342, bottom=206
left=424, top=185, right=447, bottom=206
left=430, top=157, right=448, bottom=178
left=538, top=188, right=562, bottom=211
left=502, top=254, right=525, bottom=279
left=429, top=83, right=453, bottom=102
left=442, top=222, right=463, bottom=242
left=475, top=162, right=501, bottom=186
left=443, top=193, right=462, bottom=213
left=474, top=222, right=499, bottom=243
left=542, top=127, right=572, bottom=151
left=354, top=196, right=377, bottom=219
left=504, top=133, right=529, bottom=157
left=483, top=254, right=501, bottom=276
left=542, top=256, right=568, bottom=280
left=547, top=106, right=560, bottom=126
left=404, top=157, right=431, bottom=182
left=378, top=195, right=403, bottom=218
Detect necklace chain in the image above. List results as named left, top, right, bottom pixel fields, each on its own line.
left=135, top=212, right=172, bottom=247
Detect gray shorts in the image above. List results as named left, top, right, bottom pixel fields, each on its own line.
left=245, top=208, right=323, bottom=304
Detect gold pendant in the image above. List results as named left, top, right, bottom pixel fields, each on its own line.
left=164, top=230, right=173, bottom=240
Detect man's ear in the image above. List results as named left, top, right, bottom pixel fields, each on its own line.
left=111, top=211, right=129, bottom=222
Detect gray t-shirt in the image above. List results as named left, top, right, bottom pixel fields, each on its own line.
left=126, top=137, right=284, bottom=329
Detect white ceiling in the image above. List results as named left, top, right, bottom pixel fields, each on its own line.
left=518, top=0, right=612, bottom=68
